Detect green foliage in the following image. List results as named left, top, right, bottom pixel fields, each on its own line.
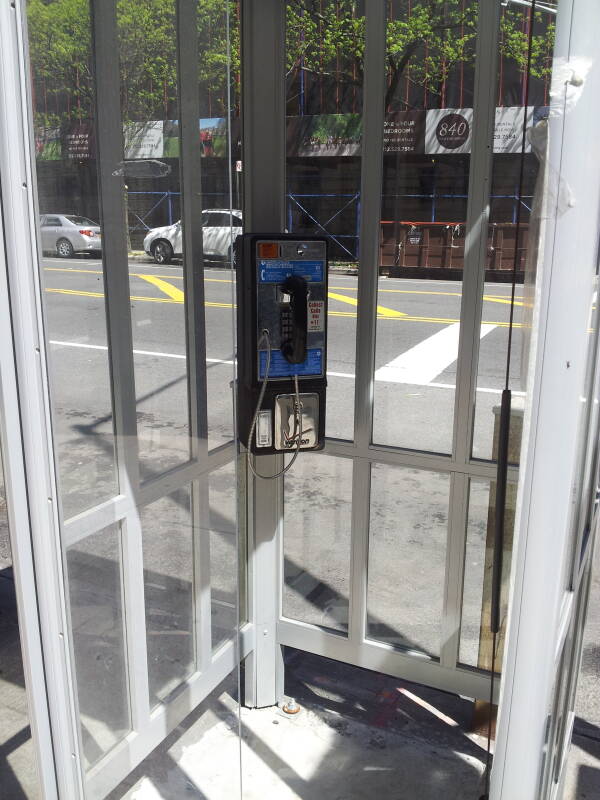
left=27, top=0, right=94, bottom=125
left=27, top=0, right=555, bottom=130
left=27, top=0, right=238, bottom=128
left=287, top=1, right=555, bottom=110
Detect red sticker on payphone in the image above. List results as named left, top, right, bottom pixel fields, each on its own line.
left=259, top=242, right=279, bottom=259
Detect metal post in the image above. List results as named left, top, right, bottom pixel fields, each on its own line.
left=90, top=0, right=151, bottom=732
left=241, top=0, right=286, bottom=708
left=175, top=0, right=212, bottom=673
left=452, top=0, right=501, bottom=467
left=431, top=162, right=437, bottom=222
left=493, top=0, right=600, bottom=793
left=0, top=2, right=83, bottom=795
left=441, top=0, right=501, bottom=674
left=348, top=0, right=387, bottom=645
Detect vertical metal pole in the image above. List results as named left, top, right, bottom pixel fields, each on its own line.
left=241, top=0, right=286, bottom=707
left=355, top=192, right=361, bottom=260
left=452, top=0, right=501, bottom=467
left=90, top=0, right=150, bottom=730
left=352, top=1, right=386, bottom=450
left=175, top=0, right=212, bottom=673
left=441, top=0, right=500, bottom=673
left=432, top=163, right=437, bottom=222
left=0, top=2, right=83, bottom=794
left=348, top=1, right=386, bottom=646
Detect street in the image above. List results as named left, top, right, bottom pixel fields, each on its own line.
left=42, top=255, right=525, bottom=519
left=36, top=256, right=527, bottom=706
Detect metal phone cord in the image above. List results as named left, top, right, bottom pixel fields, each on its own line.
left=246, top=329, right=303, bottom=480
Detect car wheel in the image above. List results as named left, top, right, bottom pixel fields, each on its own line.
left=152, top=239, right=173, bottom=265
left=56, top=238, right=74, bottom=258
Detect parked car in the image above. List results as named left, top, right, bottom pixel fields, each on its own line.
left=40, top=214, right=102, bottom=257
left=143, top=209, right=243, bottom=265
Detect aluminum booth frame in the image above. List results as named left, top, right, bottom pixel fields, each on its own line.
left=1, top=0, right=600, bottom=798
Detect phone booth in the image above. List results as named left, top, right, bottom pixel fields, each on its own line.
left=0, top=1, right=598, bottom=799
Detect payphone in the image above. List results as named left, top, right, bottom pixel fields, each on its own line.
left=236, top=234, right=327, bottom=476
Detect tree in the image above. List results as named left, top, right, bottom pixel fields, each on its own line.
left=286, top=0, right=555, bottom=112
left=26, top=0, right=555, bottom=132
left=27, top=0, right=238, bottom=129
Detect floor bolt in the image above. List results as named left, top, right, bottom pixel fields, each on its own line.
left=282, top=698, right=301, bottom=715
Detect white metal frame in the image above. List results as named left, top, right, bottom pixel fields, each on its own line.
left=5, top=0, right=599, bottom=795
left=241, top=0, right=287, bottom=708
left=0, top=108, right=59, bottom=800
left=0, top=0, right=248, bottom=797
left=271, top=0, right=507, bottom=704
left=492, top=0, right=600, bottom=795
left=0, top=2, right=84, bottom=796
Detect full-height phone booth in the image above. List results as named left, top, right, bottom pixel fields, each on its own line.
left=0, top=0, right=599, bottom=798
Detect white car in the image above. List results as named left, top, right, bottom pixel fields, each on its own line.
left=40, top=214, right=102, bottom=257
left=143, top=209, right=242, bottom=265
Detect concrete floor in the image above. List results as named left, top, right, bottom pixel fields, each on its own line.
left=2, top=553, right=600, bottom=799
left=0, top=565, right=41, bottom=799
left=111, top=650, right=490, bottom=800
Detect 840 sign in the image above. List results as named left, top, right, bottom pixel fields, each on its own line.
left=436, top=113, right=470, bottom=149
left=425, top=108, right=473, bottom=154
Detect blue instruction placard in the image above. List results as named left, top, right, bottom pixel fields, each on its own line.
left=259, top=348, right=323, bottom=378
left=258, top=259, right=324, bottom=283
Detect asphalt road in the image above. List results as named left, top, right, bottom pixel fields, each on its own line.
left=41, top=255, right=525, bottom=509
left=36, top=254, right=525, bottom=666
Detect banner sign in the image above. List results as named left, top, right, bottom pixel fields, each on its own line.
left=163, top=117, right=235, bottom=158
left=383, top=111, right=426, bottom=153
left=425, top=108, right=473, bottom=154
left=286, top=113, right=362, bottom=157
left=33, top=107, right=549, bottom=162
left=124, top=120, right=163, bottom=159
left=35, top=126, right=61, bottom=160
left=493, top=106, right=534, bottom=153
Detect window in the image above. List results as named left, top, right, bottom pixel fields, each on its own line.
left=204, top=212, right=232, bottom=227
left=65, top=215, right=97, bottom=226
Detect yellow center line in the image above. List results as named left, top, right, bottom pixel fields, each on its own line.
left=44, top=288, right=232, bottom=308
left=328, top=290, right=406, bottom=318
left=43, top=267, right=526, bottom=305
left=44, top=287, right=524, bottom=326
left=137, top=274, right=184, bottom=301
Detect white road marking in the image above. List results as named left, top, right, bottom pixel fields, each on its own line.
left=49, top=339, right=233, bottom=365
left=374, top=322, right=496, bottom=385
left=48, top=337, right=524, bottom=395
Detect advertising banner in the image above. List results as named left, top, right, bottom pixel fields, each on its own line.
left=383, top=111, right=426, bottom=153
left=62, top=122, right=94, bottom=160
left=124, top=120, right=163, bottom=159
left=286, top=113, right=362, bottom=157
left=163, top=117, right=234, bottom=158
left=493, top=106, right=534, bottom=153
left=425, top=108, right=473, bottom=154
left=33, top=106, right=550, bottom=164
left=35, top=126, right=61, bottom=160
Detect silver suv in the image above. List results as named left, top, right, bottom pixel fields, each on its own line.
left=40, top=214, right=102, bottom=257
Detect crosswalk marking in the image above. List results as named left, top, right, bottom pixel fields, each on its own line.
left=374, top=322, right=496, bottom=385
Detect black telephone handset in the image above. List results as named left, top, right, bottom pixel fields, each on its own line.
left=280, top=275, right=308, bottom=364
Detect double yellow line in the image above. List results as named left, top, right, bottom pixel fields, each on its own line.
left=44, top=267, right=525, bottom=325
